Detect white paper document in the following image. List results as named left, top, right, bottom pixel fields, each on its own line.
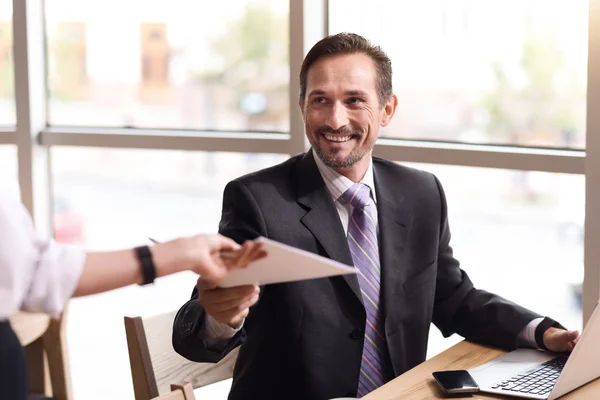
left=217, top=236, right=356, bottom=288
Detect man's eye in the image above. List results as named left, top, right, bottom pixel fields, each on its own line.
left=313, top=97, right=326, bottom=104
left=347, top=97, right=363, bottom=104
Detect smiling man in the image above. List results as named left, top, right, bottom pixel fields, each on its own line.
left=300, top=42, right=396, bottom=182
left=172, top=33, right=578, bottom=400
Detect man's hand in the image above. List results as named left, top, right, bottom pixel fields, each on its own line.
left=197, top=278, right=260, bottom=328
left=543, top=327, right=580, bottom=352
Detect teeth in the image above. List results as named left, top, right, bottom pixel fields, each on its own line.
left=324, top=134, right=351, bottom=142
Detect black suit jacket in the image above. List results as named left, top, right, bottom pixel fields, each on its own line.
left=173, top=151, right=540, bottom=400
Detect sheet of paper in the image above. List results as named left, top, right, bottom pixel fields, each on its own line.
left=216, top=236, right=356, bottom=288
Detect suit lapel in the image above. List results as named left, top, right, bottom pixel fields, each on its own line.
left=373, top=163, right=412, bottom=358
left=295, top=151, right=363, bottom=304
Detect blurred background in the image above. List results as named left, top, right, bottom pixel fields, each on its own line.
left=0, top=0, right=588, bottom=398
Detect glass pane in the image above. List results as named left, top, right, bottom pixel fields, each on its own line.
left=406, top=163, right=584, bottom=358
left=0, top=3, right=15, bottom=125
left=0, top=145, right=18, bottom=195
left=329, top=0, right=588, bottom=149
left=45, top=0, right=289, bottom=131
left=51, top=147, right=289, bottom=399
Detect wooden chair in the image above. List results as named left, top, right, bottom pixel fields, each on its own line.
left=124, top=311, right=238, bottom=400
left=152, top=382, right=195, bottom=400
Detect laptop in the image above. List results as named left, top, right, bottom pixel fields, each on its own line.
left=468, top=304, right=600, bottom=399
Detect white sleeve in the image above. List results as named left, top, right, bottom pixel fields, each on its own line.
left=199, top=314, right=244, bottom=347
left=0, top=191, right=86, bottom=320
left=517, top=317, right=544, bottom=348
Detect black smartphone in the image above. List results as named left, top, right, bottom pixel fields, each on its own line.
left=432, top=370, right=480, bottom=394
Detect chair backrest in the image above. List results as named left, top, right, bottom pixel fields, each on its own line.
left=152, top=382, right=195, bottom=400
left=11, top=307, right=73, bottom=400
left=124, top=311, right=238, bottom=400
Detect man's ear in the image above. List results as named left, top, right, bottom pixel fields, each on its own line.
left=298, top=97, right=305, bottom=121
left=380, top=94, right=398, bottom=127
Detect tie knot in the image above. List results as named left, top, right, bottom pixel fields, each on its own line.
left=342, top=183, right=371, bottom=209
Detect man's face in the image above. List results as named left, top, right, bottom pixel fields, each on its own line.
left=300, top=53, right=397, bottom=175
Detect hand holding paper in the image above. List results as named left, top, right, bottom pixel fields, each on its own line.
left=216, top=239, right=267, bottom=271
left=149, top=236, right=267, bottom=279
left=197, top=237, right=356, bottom=329
left=197, top=278, right=260, bottom=328
left=216, top=236, right=356, bottom=288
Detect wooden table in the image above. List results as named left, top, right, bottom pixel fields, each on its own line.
left=364, top=341, right=600, bottom=400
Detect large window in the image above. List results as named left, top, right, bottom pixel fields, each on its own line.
left=51, top=147, right=287, bottom=399
left=0, top=3, right=14, bottom=125
left=45, top=0, right=289, bottom=131
left=329, top=0, right=588, bottom=149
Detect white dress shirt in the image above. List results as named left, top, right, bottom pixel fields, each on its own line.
left=0, top=188, right=85, bottom=320
left=200, top=155, right=541, bottom=348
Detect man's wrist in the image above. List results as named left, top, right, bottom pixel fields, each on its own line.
left=200, top=314, right=244, bottom=344
left=535, top=317, right=564, bottom=351
left=228, top=320, right=244, bottom=330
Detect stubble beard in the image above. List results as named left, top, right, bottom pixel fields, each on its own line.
left=313, top=136, right=375, bottom=170
left=314, top=145, right=363, bottom=169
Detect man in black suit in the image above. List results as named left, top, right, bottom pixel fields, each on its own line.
left=173, top=33, right=579, bottom=400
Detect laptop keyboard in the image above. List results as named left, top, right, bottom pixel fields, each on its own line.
left=491, top=356, right=568, bottom=397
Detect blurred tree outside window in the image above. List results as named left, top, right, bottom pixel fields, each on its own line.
left=195, top=1, right=289, bottom=131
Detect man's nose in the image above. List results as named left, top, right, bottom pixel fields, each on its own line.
left=325, top=103, right=349, bottom=131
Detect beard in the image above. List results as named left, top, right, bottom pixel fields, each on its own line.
left=311, top=126, right=374, bottom=169
left=314, top=145, right=367, bottom=169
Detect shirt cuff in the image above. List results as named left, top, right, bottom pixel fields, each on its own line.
left=199, top=314, right=244, bottom=348
left=517, top=317, right=544, bottom=348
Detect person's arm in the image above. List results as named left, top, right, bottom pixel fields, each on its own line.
left=429, top=175, right=578, bottom=351
left=0, top=190, right=262, bottom=321
left=72, top=249, right=148, bottom=297
left=429, top=175, right=541, bottom=350
left=73, top=234, right=246, bottom=297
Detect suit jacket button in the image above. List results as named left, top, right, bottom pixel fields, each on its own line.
left=351, top=328, right=363, bottom=340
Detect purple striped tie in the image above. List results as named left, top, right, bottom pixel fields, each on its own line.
left=343, top=183, right=388, bottom=397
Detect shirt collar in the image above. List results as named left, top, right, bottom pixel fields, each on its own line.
left=313, top=151, right=377, bottom=204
